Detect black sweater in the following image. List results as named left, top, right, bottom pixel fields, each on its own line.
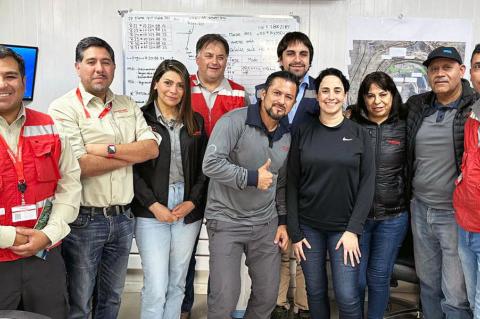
left=131, top=102, right=209, bottom=224
left=287, top=118, right=375, bottom=243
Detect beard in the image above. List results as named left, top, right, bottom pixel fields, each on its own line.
left=287, top=63, right=309, bottom=78
left=265, top=104, right=286, bottom=121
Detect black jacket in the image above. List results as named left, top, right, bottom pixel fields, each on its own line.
left=405, top=79, right=477, bottom=199
left=350, top=105, right=407, bottom=219
left=132, top=102, right=208, bottom=224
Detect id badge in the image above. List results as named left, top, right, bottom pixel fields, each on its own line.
left=11, top=204, right=37, bottom=223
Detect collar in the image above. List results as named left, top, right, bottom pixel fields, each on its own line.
left=16, top=104, right=26, bottom=124
left=78, top=82, right=114, bottom=106
left=193, top=73, right=230, bottom=93
left=0, top=104, right=26, bottom=127
left=300, top=74, right=310, bottom=88
left=433, top=98, right=460, bottom=111
left=245, top=103, right=290, bottom=142
left=153, top=100, right=180, bottom=128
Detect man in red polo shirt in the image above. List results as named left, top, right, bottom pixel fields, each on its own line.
left=181, top=33, right=248, bottom=319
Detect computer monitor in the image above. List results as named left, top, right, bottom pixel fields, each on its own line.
left=1, top=44, right=39, bottom=101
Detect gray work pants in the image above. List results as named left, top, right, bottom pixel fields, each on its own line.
left=206, top=218, right=281, bottom=319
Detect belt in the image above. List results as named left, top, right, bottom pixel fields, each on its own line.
left=80, top=204, right=131, bottom=217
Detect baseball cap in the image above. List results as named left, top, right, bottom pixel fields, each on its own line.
left=423, top=46, right=463, bottom=67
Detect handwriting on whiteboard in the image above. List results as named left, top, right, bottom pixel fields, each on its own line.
left=123, top=13, right=299, bottom=105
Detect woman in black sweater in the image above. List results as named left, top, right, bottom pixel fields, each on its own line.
left=350, top=71, right=408, bottom=319
left=287, top=68, right=375, bottom=319
left=132, top=60, right=208, bottom=319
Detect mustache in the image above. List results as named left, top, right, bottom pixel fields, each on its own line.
left=289, top=63, right=306, bottom=67
left=272, top=103, right=286, bottom=111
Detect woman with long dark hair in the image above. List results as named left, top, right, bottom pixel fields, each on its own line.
left=351, top=71, right=409, bottom=318
left=132, top=59, right=208, bottom=319
left=288, top=68, right=375, bottom=318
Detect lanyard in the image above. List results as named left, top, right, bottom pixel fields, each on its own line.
left=76, top=88, right=113, bottom=119
left=0, top=127, right=27, bottom=204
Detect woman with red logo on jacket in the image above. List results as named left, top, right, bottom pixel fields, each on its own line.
left=131, top=59, right=208, bottom=319
left=350, top=71, right=409, bottom=319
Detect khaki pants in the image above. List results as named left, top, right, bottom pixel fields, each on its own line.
left=277, top=241, right=309, bottom=310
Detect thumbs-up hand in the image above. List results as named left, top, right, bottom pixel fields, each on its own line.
left=257, top=158, right=273, bottom=190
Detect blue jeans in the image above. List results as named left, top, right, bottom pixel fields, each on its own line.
left=359, top=212, right=409, bottom=319
left=62, top=207, right=135, bottom=319
left=411, top=197, right=472, bottom=319
left=300, top=224, right=362, bottom=319
left=135, top=182, right=202, bottom=319
left=458, top=225, right=480, bottom=318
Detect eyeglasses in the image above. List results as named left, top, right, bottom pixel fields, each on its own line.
left=472, top=63, right=480, bottom=71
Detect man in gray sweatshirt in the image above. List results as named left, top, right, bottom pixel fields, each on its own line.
left=203, top=70, right=298, bottom=319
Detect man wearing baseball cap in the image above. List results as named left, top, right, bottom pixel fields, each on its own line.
left=405, top=46, right=476, bottom=318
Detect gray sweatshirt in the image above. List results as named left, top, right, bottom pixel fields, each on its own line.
left=202, top=104, right=291, bottom=225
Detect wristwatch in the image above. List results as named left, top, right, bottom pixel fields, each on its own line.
left=107, top=144, right=116, bottom=158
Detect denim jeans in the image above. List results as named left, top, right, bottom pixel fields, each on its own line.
left=62, top=207, right=135, bottom=319
left=458, top=225, right=480, bottom=318
left=135, top=182, right=202, bottom=319
left=411, top=197, right=472, bottom=319
left=300, top=224, right=362, bottom=319
left=358, top=211, right=409, bottom=319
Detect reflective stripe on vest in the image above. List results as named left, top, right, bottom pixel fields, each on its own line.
left=23, top=124, right=58, bottom=137
left=191, top=86, right=246, bottom=97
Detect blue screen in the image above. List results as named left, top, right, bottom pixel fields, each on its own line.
left=3, top=45, right=38, bottom=100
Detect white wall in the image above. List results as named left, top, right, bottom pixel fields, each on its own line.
left=2, top=0, right=480, bottom=112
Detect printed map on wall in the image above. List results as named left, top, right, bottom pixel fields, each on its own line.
left=346, top=17, right=472, bottom=105
left=348, top=40, right=466, bottom=104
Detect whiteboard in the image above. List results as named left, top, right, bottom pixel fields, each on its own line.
left=122, top=11, right=299, bottom=105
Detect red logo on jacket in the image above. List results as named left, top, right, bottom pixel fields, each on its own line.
left=387, top=139, right=401, bottom=145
